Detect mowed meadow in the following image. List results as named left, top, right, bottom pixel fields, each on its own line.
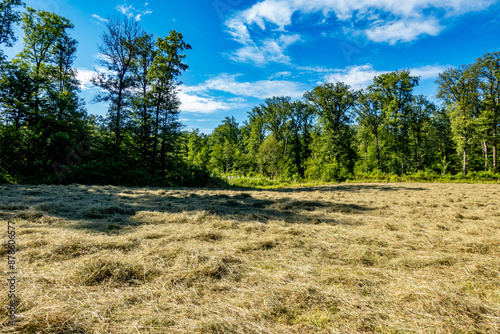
left=0, top=183, right=499, bottom=333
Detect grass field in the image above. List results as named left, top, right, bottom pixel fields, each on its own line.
left=0, top=182, right=499, bottom=333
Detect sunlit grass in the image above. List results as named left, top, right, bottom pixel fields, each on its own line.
left=0, top=182, right=499, bottom=333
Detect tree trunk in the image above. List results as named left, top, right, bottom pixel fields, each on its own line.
left=482, top=141, right=489, bottom=171
left=494, top=144, right=497, bottom=172
left=463, top=120, right=467, bottom=176
left=416, top=130, right=421, bottom=171
left=116, top=85, right=122, bottom=146
left=463, top=149, right=467, bottom=176
left=142, top=84, right=148, bottom=162
left=493, top=103, right=498, bottom=171
left=151, top=103, right=160, bottom=175
left=374, top=131, right=380, bottom=167
left=160, top=134, right=166, bottom=177
left=283, top=134, right=288, bottom=159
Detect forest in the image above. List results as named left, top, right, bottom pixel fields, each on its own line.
left=1, top=0, right=500, bottom=187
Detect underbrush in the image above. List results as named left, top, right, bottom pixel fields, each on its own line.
left=223, top=171, right=500, bottom=189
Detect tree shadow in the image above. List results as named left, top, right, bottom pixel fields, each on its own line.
left=0, top=184, right=380, bottom=234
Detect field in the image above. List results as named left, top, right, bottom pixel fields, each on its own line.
left=0, top=182, right=499, bottom=333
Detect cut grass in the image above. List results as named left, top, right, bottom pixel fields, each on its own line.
left=0, top=182, right=499, bottom=333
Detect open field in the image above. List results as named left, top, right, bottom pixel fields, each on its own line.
left=0, top=182, right=499, bottom=333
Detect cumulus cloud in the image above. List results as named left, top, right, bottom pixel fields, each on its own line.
left=76, top=68, right=95, bottom=90
left=365, top=18, right=444, bottom=44
left=116, top=2, right=152, bottom=21
left=323, top=64, right=387, bottom=90
left=225, top=0, right=497, bottom=64
left=228, top=34, right=301, bottom=65
left=178, top=92, right=233, bottom=114
left=183, top=73, right=306, bottom=99
left=323, top=64, right=448, bottom=89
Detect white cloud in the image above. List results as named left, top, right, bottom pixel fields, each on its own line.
left=296, top=65, right=334, bottom=73
left=178, top=89, right=237, bottom=114
left=91, top=14, right=108, bottom=24
left=365, top=18, right=443, bottom=44
left=269, top=71, right=292, bottom=79
left=184, top=73, right=306, bottom=99
left=76, top=68, right=95, bottom=90
left=323, top=64, right=448, bottom=89
left=230, top=35, right=301, bottom=65
left=77, top=65, right=115, bottom=91
left=225, top=0, right=497, bottom=65
left=116, top=3, right=153, bottom=21
left=411, top=65, right=449, bottom=79
left=177, top=74, right=308, bottom=113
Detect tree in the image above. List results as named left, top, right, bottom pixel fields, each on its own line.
left=92, top=16, right=142, bottom=146
left=430, top=107, right=455, bottom=174
left=408, top=95, right=435, bottom=171
left=370, top=70, right=419, bottom=174
left=18, top=7, right=75, bottom=122
left=130, top=32, right=156, bottom=161
left=244, top=105, right=266, bottom=172
left=210, top=116, right=240, bottom=173
left=474, top=52, right=500, bottom=171
left=49, top=32, right=81, bottom=121
left=257, top=134, right=283, bottom=178
left=148, top=31, right=190, bottom=175
left=0, top=0, right=24, bottom=59
left=304, top=82, right=358, bottom=172
left=0, top=61, right=34, bottom=129
left=288, top=100, right=313, bottom=177
left=437, top=65, right=480, bottom=175
left=357, top=88, right=384, bottom=168
left=185, top=129, right=210, bottom=170
left=261, top=96, right=291, bottom=143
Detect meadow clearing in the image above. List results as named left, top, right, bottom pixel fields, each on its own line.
left=0, top=182, right=499, bottom=333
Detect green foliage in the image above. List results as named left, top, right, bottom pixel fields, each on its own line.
left=257, top=134, right=284, bottom=178
left=1, top=8, right=500, bottom=188
left=0, top=0, right=25, bottom=59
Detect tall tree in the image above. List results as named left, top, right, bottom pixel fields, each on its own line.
left=474, top=52, right=500, bottom=171
left=288, top=100, right=313, bottom=177
left=437, top=65, right=480, bottom=175
left=0, top=61, right=34, bottom=129
left=130, top=32, right=156, bottom=161
left=148, top=30, right=191, bottom=175
left=408, top=95, right=435, bottom=171
left=92, top=16, right=142, bottom=146
left=0, top=0, right=24, bottom=59
left=304, top=82, right=358, bottom=172
left=357, top=88, right=384, bottom=168
left=246, top=105, right=266, bottom=158
left=261, top=96, right=291, bottom=143
left=18, top=7, right=74, bottom=122
left=49, top=33, right=79, bottom=121
left=209, top=116, right=240, bottom=173
left=370, top=70, right=419, bottom=174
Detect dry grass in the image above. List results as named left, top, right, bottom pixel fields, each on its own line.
left=0, top=183, right=499, bottom=333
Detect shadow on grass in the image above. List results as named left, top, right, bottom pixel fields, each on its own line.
left=0, top=183, right=406, bottom=233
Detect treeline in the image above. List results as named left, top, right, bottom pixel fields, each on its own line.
left=1, top=0, right=499, bottom=186
left=182, top=54, right=500, bottom=182
left=0, top=1, right=213, bottom=186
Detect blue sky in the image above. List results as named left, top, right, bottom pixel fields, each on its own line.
left=8, top=0, right=500, bottom=133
